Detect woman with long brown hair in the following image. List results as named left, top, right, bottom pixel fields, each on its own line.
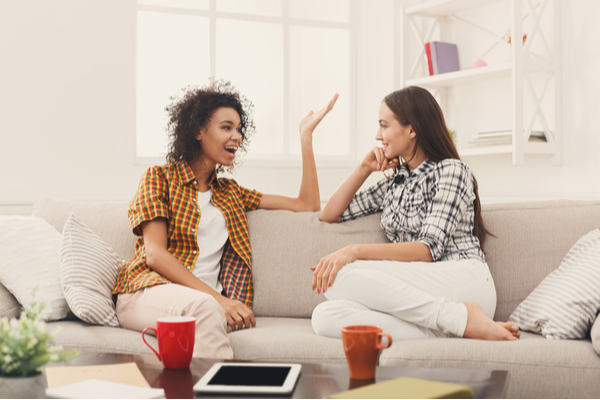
left=311, top=86, right=520, bottom=341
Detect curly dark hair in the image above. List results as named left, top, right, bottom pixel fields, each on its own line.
left=165, top=79, right=255, bottom=174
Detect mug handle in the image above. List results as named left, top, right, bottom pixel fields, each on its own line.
left=142, top=327, right=162, bottom=361
left=376, top=332, right=393, bottom=350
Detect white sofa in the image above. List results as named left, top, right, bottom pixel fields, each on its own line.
left=1, top=198, right=600, bottom=398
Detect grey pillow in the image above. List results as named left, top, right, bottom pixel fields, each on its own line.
left=509, top=229, right=600, bottom=339
left=59, top=214, right=122, bottom=327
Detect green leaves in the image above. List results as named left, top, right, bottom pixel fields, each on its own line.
left=0, top=289, right=79, bottom=377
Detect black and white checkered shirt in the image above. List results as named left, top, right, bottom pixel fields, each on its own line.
left=341, top=159, right=485, bottom=263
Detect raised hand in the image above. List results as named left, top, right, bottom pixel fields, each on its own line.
left=361, top=146, right=400, bottom=173
left=298, top=93, right=339, bottom=138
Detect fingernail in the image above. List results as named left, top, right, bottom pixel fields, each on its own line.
left=312, top=286, right=315, bottom=291
left=328, top=283, right=331, bottom=287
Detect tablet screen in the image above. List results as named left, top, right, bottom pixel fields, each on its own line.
left=207, top=365, right=291, bottom=387
left=194, top=363, right=302, bottom=394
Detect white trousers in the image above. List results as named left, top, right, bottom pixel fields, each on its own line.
left=116, top=283, right=234, bottom=359
left=311, top=259, right=496, bottom=340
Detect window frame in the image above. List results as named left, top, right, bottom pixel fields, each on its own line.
left=135, top=0, right=358, bottom=167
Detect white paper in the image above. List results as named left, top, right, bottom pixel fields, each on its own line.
left=45, top=379, right=165, bottom=399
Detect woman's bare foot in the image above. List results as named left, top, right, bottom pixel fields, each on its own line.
left=463, top=302, right=519, bottom=341
left=496, top=321, right=520, bottom=339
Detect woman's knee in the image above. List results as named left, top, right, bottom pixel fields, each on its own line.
left=187, top=294, right=227, bottom=329
left=311, top=301, right=349, bottom=338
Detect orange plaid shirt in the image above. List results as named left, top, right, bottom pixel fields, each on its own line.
left=112, top=160, right=262, bottom=308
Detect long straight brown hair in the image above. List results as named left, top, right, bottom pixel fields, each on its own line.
left=383, top=86, right=492, bottom=247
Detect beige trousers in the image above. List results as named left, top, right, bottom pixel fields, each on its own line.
left=116, top=283, right=233, bottom=359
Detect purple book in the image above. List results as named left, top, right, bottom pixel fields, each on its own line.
left=431, top=42, right=459, bottom=74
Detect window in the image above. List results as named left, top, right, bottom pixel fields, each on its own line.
left=136, top=0, right=356, bottom=163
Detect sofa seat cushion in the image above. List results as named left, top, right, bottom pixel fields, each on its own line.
left=229, top=317, right=347, bottom=365
left=48, top=320, right=155, bottom=355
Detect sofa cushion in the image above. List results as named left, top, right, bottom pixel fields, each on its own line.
left=48, top=320, right=155, bottom=355
left=32, top=198, right=136, bottom=261
left=509, top=229, right=600, bottom=339
left=482, top=200, right=600, bottom=321
left=592, top=314, right=600, bottom=356
left=228, top=317, right=346, bottom=364
left=59, top=214, right=122, bottom=327
left=247, top=210, right=389, bottom=318
left=0, top=216, right=69, bottom=321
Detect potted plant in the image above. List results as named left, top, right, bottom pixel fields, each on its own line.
left=0, top=293, right=78, bottom=399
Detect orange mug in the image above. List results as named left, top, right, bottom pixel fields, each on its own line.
left=143, top=316, right=195, bottom=369
left=342, top=325, right=392, bottom=380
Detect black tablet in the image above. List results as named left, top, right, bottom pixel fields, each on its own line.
left=193, top=362, right=302, bottom=394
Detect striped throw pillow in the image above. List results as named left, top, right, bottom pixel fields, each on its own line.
left=59, top=214, right=122, bottom=327
left=509, top=229, right=600, bottom=339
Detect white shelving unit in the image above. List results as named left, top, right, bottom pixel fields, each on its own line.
left=399, top=0, right=562, bottom=165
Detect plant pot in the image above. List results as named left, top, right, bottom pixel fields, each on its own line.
left=0, top=372, right=46, bottom=399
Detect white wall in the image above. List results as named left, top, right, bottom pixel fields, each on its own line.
left=1, top=0, right=599, bottom=217
left=0, top=0, right=145, bottom=215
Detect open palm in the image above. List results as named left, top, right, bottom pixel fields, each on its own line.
left=299, top=93, right=339, bottom=135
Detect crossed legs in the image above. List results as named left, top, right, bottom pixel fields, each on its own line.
left=312, top=259, right=518, bottom=341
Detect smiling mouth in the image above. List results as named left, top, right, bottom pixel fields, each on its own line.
left=225, top=146, right=238, bottom=155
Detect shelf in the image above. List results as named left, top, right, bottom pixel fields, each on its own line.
left=406, top=63, right=511, bottom=88
left=458, top=145, right=512, bottom=156
left=458, top=141, right=557, bottom=157
left=405, top=0, right=502, bottom=17
left=401, top=0, right=561, bottom=165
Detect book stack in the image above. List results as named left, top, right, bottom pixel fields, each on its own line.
left=425, top=42, right=460, bottom=75
left=468, top=130, right=549, bottom=147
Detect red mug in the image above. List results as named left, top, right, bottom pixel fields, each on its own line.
left=342, top=325, right=392, bottom=380
left=143, top=316, right=195, bottom=369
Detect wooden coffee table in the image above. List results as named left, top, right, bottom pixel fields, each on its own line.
left=46, top=353, right=508, bottom=398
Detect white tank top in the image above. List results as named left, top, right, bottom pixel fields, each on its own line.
left=193, top=189, right=228, bottom=293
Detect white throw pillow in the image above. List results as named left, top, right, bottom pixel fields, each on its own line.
left=59, top=214, right=122, bottom=327
left=510, top=229, right=600, bottom=339
left=0, top=216, right=69, bottom=321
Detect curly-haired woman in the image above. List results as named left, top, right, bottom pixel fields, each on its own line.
left=311, top=86, right=520, bottom=342
left=113, top=80, right=338, bottom=359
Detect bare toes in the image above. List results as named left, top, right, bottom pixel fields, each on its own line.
left=496, top=321, right=521, bottom=338
left=464, top=302, right=519, bottom=341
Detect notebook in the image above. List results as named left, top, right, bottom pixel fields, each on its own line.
left=329, top=377, right=474, bottom=399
